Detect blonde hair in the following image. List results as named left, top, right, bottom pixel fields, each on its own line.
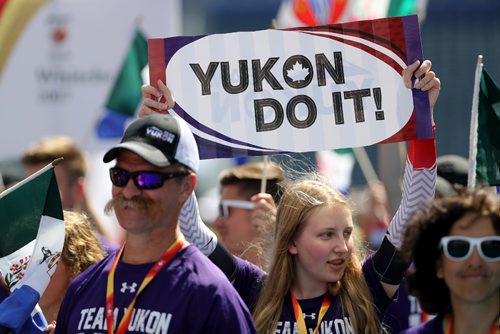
left=62, top=211, right=105, bottom=281
left=253, top=176, right=380, bottom=333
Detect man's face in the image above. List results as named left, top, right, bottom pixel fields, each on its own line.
left=437, top=213, right=500, bottom=305
left=110, top=150, right=186, bottom=235
left=213, top=184, right=258, bottom=256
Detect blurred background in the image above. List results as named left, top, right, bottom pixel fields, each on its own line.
left=182, top=0, right=500, bottom=186
left=1, top=0, right=499, bottom=241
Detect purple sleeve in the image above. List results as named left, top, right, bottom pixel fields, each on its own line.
left=232, top=257, right=266, bottom=312
left=362, top=254, right=393, bottom=317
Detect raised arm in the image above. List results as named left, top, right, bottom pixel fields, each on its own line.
left=372, top=60, right=440, bottom=298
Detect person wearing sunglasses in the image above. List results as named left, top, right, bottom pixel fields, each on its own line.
left=400, top=190, right=500, bottom=334
left=54, top=114, right=255, bottom=334
left=214, top=161, right=286, bottom=269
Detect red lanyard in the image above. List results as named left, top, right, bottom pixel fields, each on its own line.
left=446, top=314, right=498, bottom=334
left=106, top=237, right=185, bottom=334
left=291, top=293, right=331, bottom=334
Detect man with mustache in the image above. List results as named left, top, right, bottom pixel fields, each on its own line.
left=54, top=114, right=255, bottom=334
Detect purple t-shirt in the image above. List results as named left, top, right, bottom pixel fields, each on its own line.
left=55, top=244, right=255, bottom=334
left=232, top=257, right=266, bottom=312
left=237, top=255, right=391, bottom=333
left=401, top=315, right=444, bottom=334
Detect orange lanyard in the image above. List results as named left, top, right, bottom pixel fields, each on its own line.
left=291, top=293, right=331, bottom=334
left=105, top=237, right=185, bottom=334
left=446, top=314, right=499, bottom=334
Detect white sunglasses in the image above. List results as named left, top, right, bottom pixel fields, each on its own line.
left=439, top=236, right=500, bottom=262
left=218, top=200, right=255, bottom=219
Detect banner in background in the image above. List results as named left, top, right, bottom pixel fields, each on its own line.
left=149, top=15, right=432, bottom=159
left=0, top=0, right=181, bottom=160
left=273, top=0, right=429, bottom=28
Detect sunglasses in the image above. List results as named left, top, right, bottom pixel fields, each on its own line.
left=109, top=167, right=188, bottom=190
left=439, top=236, right=500, bottom=262
left=218, top=200, right=256, bottom=219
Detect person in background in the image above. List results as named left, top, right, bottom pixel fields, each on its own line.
left=214, top=161, right=286, bottom=269
left=400, top=190, right=500, bottom=333
left=40, top=210, right=105, bottom=324
left=55, top=114, right=255, bottom=333
left=353, top=180, right=391, bottom=251
left=21, top=136, right=115, bottom=250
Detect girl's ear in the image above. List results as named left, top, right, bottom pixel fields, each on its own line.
left=289, top=240, right=298, bottom=255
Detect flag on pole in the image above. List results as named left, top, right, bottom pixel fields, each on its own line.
left=96, top=29, right=149, bottom=138
left=472, top=67, right=500, bottom=186
left=316, top=149, right=356, bottom=194
left=0, top=162, right=65, bottom=331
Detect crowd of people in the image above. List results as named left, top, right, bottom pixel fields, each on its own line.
left=1, top=48, right=499, bottom=334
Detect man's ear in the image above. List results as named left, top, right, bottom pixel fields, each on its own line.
left=73, top=176, right=86, bottom=205
left=179, top=173, right=196, bottom=204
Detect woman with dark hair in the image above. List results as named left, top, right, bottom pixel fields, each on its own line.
left=400, top=190, right=500, bottom=334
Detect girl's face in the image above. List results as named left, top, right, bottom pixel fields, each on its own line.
left=289, top=204, right=354, bottom=296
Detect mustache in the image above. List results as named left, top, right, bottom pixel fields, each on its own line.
left=104, top=195, right=163, bottom=217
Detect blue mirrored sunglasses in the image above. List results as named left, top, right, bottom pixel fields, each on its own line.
left=439, top=236, right=500, bottom=262
left=109, top=167, right=188, bottom=190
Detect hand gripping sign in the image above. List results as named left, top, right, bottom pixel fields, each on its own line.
left=148, top=15, right=432, bottom=160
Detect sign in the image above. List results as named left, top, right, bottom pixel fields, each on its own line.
left=149, top=15, right=432, bottom=159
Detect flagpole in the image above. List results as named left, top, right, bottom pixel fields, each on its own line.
left=467, top=55, right=483, bottom=189
left=260, top=155, right=269, bottom=193
left=353, top=147, right=379, bottom=183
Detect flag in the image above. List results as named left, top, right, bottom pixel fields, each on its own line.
left=0, top=162, right=64, bottom=331
left=96, top=29, right=148, bottom=138
left=274, top=0, right=428, bottom=28
left=316, top=148, right=356, bottom=194
left=475, top=68, right=500, bottom=186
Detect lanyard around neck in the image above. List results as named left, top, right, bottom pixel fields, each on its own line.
left=106, top=237, right=185, bottom=334
left=446, top=313, right=499, bottom=334
left=291, top=293, right=331, bottom=334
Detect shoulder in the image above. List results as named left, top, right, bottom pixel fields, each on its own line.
left=362, top=254, right=392, bottom=305
left=234, top=256, right=266, bottom=282
left=169, top=247, right=255, bottom=332
left=173, top=245, right=238, bottom=292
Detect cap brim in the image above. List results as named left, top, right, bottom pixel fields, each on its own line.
left=103, top=142, right=172, bottom=167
